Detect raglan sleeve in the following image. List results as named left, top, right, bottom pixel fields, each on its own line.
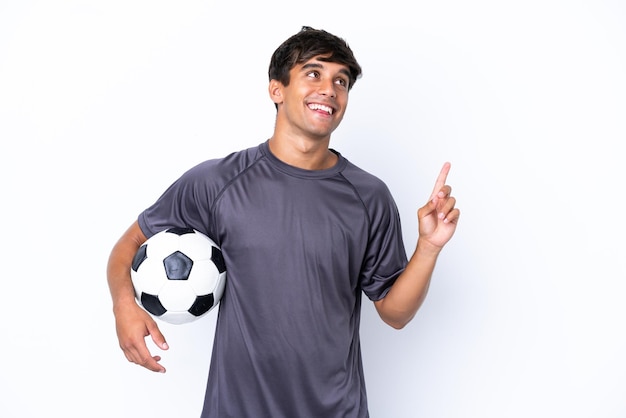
left=359, top=182, right=409, bottom=301
left=138, top=159, right=220, bottom=240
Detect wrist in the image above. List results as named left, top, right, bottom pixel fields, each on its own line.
left=415, top=238, right=443, bottom=258
left=112, top=294, right=138, bottom=315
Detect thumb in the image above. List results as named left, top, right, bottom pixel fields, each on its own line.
left=417, top=197, right=437, bottom=221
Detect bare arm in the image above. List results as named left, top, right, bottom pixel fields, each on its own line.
left=374, top=162, right=460, bottom=329
left=107, top=220, right=169, bottom=373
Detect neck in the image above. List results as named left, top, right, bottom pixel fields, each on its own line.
left=268, top=135, right=337, bottom=170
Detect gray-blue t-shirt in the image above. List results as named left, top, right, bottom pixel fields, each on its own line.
left=138, top=141, right=408, bottom=417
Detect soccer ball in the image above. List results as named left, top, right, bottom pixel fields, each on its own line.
left=130, top=227, right=227, bottom=325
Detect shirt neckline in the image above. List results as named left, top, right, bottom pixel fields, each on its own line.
left=259, top=140, right=347, bottom=179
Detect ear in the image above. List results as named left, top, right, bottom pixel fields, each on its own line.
left=268, top=79, right=283, bottom=105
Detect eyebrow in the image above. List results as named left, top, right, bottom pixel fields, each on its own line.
left=301, top=62, right=351, bottom=79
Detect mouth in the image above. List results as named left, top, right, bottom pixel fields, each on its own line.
left=308, top=103, right=334, bottom=115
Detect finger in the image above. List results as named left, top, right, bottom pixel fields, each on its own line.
left=141, top=354, right=166, bottom=373
left=443, top=207, right=460, bottom=224
left=437, top=196, right=457, bottom=220
left=436, top=185, right=452, bottom=200
left=432, top=185, right=452, bottom=216
left=134, top=344, right=166, bottom=373
left=148, top=321, right=169, bottom=351
left=120, top=334, right=167, bottom=373
left=430, top=162, right=451, bottom=201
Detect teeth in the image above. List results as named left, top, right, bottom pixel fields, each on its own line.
left=309, top=103, right=333, bottom=115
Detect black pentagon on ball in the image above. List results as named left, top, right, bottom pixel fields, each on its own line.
left=165, top=226, right=195, bottom=236
left=131, top=244, right=148, bottom=272
left=188, top=294, right=215, bottom=317
left=163, top=250, right=193, bottom=280
left=211, top=246, right=226, bottom=273
left=141, top=293, right=167, bottom=316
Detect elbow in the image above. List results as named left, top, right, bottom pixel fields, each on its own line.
left=383, top=316, right=412, bottom=330
left=378, top=308, right=415, bottom=329
left=374, top=299, right=416, bottom=330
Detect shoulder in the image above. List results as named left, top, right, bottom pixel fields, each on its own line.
left=339, top=158, right=393, bottom=201
left=336, top=157, right=402, bottom=229
left=182, top=144, right=265, bottom=184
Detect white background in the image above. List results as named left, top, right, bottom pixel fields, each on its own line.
left=1, top=1, right=625, bottom=417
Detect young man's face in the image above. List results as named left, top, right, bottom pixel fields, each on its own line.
left=271, top=56, right=351, bottom=140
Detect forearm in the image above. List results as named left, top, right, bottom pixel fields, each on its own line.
left=374, top=239, right=442, bottom=329
left=107, top=221, right=146, bottom=312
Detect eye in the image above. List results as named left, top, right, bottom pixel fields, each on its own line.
left=335, top=77, right=348, bottom=88
left=306, top=71, right=320, bottom=79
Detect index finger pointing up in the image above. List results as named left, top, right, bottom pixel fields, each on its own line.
left=430, top=162, right=451, bottom=201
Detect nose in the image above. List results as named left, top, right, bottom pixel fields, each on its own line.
left=318, top=78, right=336, bottom=98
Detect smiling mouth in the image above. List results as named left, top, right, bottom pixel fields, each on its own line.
left=308, top=103, right=334, bottom=115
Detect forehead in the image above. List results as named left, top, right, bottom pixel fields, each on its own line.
left=295, top=56, right=351, bottom=76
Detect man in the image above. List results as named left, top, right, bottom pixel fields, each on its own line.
left=107, top=26, right=459, bottom=417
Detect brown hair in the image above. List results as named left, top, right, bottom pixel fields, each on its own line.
left=268, top=26, right=362, bottom=91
